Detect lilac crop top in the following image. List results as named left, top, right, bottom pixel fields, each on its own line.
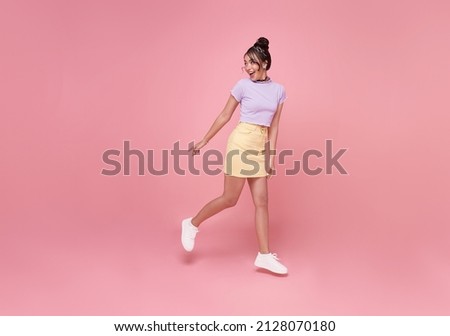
left=230, top=78, right=287, bottom=127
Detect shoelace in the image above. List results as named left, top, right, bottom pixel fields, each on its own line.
left=269, top=253, right=279, bottom=260
left=187, top=225, right=198, bottom=239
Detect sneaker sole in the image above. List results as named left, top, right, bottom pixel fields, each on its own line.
left=181, top=219, right=195, bottom=252
left=254, top=261, right=288, bottom=275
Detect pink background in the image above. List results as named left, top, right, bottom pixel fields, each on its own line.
left=1, top=0, right=449, bottom=315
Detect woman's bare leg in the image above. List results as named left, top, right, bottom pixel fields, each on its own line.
left=247, top=177, right=269, bottom=253
left=191, top=174, right=246, bottom=227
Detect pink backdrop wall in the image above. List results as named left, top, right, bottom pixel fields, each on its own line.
left=1, top=0, right=449, bottom=315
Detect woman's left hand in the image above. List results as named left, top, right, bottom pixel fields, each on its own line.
left=267, top=163, right=275, bottom=180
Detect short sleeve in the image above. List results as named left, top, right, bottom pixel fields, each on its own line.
left=230, top=80, right=244, bottom=102
left=279, top=85, right=287, bottom=104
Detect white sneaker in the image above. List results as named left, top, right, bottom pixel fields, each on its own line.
left=254, top=252, right=288, bottom=274
left=181, top=217, right=199, bottom=252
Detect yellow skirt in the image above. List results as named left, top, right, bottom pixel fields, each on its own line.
left=223, top=122, right=270, bottom=178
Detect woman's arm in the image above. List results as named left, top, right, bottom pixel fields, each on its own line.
left=267, top=102, right=284, bottom=172
left=192, top=95, right=239, bottom=152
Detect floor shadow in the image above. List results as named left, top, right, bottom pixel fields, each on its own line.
left=180, top=251, right=198, bottom=265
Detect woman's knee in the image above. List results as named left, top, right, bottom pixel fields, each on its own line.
left=253, top=195, right=268, bottom=208
left=221, top=195, right=239, bottom=208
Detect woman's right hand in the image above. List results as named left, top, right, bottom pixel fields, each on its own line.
left=190, top=138, right=208, bottom=155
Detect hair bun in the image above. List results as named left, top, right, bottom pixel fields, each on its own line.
left=254, top=37, right=269, bottom=51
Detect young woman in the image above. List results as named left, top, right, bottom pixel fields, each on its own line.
left=181, top=37, right=288, bottom=275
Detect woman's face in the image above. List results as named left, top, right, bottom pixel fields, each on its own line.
left=243, top=54, right=267, bottom=81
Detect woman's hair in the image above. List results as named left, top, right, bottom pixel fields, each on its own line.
left=245, top=37, right=272, bottom=70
